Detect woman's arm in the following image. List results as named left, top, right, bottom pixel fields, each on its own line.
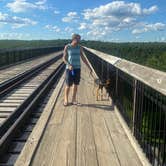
left=63, top=45, right=73, bottom=70
left=80, top=46, right=92, bottom=72
left=63, top=45, right=69, bottom=65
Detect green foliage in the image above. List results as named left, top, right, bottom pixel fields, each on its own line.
left=81, top=41, right=166, bottom=72
left=0, top=40, right=166, bottom=72
left=0, top=39, right=70, bottom=49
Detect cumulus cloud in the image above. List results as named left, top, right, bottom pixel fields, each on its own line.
left=0, top=12, right=37, bottom=28
left=35, top=0, right=46, bottom=5
left=132, top=22, right=165, bottom=34
left=65, top=26, right=73, bottom=32
left=83, top=1, right=142, bottom=20
left=80, top=1, right=164, bottom=39
left=0, top=33, right=30, bottom=39
left=62, top=12, right=79, bottom=22
left=143, top=5, right=158, bottom=15
left=45, top=24, right=61, bottom=32
left=54, top=10, right=60, bottom=14
left=78, top=23, right=89, bottom=30
left=6, top=0, right=47, bottom=13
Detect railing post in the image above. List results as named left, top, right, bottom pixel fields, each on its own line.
left=115, top=68, right=118, bottom=99
left=132, top=79, right=137, bottom=134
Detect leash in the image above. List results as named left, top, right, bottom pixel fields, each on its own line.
left=80, top=71, right=96, bottom=85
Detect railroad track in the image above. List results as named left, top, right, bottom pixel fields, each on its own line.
left=0, top=53, right=65, bottom=165
left=0, top=51, right=63, bottom=84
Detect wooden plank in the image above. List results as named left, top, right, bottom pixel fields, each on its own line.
left=0, top=103, right=20, bottom=107
left=0, top=118, right=6, bottom=124
left=32, top=98, right=76, bottom=166
left=22, top=84, right=38, bottom=87
left=90, top=104, right=120, bottom=166
left=0, top=99, right=23, bottom=103
left=3, top=96, right=27, bottom=100
left=11, top=92, right=32, bottom=95
left=8, top=94, right=30, bottom=97
left=0, top=112, right=11, bottom=118
left=76, top=106, right=99, bottom=166
left=75, top=66, right=99, bottom=166
left=0, top=107, right=16, bottom=111
left=94, top=118, right=121, bottom=165
left=20, top=85, right=38, bottom=88
left=13, top=89, right=34, bottom=93
left=17, top=88, right=34, bottom=91
left=103, top=111, right=142, bottom=166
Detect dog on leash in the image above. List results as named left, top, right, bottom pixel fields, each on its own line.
left=93, top=78, right=111, bottom=101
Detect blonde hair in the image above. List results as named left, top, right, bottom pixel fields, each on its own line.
left=72, top=33, right=81, bottom=41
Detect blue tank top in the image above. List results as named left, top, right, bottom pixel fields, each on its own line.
left=66, top=43, right=81, bottom=69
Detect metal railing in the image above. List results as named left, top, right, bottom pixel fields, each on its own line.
left=83, top=47, right=166, bottom=166
left=0, top=46, right=63, bottom=68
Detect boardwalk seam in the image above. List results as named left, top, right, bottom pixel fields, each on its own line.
left=74, top=105, right=78, bottom=166
left=89, top=110, right=100, bottom=166
left=104, top=118, right=122, bottom=166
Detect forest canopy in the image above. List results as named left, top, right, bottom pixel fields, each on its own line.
left=0, top=40, right=166, bottom=72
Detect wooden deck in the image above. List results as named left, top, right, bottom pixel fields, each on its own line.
left=27, top=61, right=143, bottom=166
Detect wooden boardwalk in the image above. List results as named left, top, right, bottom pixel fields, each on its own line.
left=25, top=61, right=143, bottom=166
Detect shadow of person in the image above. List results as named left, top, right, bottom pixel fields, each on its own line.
left=77, top=103, right=114, bottom=111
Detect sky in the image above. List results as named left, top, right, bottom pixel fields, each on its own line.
left=0, top=0, right=166, bottom=42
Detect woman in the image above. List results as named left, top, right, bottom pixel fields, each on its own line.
left=63, top=33, right=92, bottom=106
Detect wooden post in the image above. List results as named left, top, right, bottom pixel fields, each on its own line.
left=132, top=79, right=137, bottom=134
left=115, top=68, right=118, bottom=98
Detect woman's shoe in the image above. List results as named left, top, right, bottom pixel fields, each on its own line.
left=72, top=101, right=81, bottom=106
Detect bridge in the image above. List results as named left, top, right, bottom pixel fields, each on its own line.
left=0, top=46, right=165, bottom=166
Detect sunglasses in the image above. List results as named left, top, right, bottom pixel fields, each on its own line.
left=76, top=37, right=81, bottom=41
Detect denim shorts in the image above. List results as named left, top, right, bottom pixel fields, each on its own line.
left=65, top=68, right=81, bottom=86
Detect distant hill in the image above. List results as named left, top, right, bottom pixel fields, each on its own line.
left=81, top=41, right=166, bottom=72
left=0, top=40, right=69, bottom=49
left=0, top=40, right=165, bottom=72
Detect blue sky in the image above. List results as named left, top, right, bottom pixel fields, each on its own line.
left=0, top=0, right=165, bottom=41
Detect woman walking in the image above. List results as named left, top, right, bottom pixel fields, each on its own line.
left=63, top=34, right=92, bottom=106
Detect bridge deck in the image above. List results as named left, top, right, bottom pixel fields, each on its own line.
left=30, top=62, right=142, bottom=166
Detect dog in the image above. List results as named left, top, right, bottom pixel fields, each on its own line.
left=93, top=78, right=111, bottom=101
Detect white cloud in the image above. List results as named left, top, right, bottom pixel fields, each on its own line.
left=143, top=5, right=158, bottom=15
left=161, top=37, right=166, bottom=42
left=65, top=26, right=73, bottom=32
left=132, top=22, right=165, bottom=34
left=67, top=12, right=77, bottom=17
left=78, top=23, right=89, bottom=30
left=62, top=12, right=79, bottom=22
left=83, top=1, right=142, bottom=20
left=0, top=12, right=37, bottom=28
left=80, top=1, right=164, bottom=39
left=45, top=24, right=61, bottom=32
left=54, top=10, right=60, bottom=14
left=35, top=0, right=46, bottom=5
left=0, top=33, right=30, bottom=39
left=6, top=0, right=47, bottom=13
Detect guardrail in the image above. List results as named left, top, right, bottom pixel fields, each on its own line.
left=83, top=46, right=166, bottom=166
left=0, top=46, right=63, bottom=68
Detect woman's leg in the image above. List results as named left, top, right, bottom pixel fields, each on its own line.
left=64, top=69, right=72, bottom=105
left=64, top=85, right=70, bottom=104
left=71, top=84, right=78, bottom=102
left=72, top=68, right=80, bottom=103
